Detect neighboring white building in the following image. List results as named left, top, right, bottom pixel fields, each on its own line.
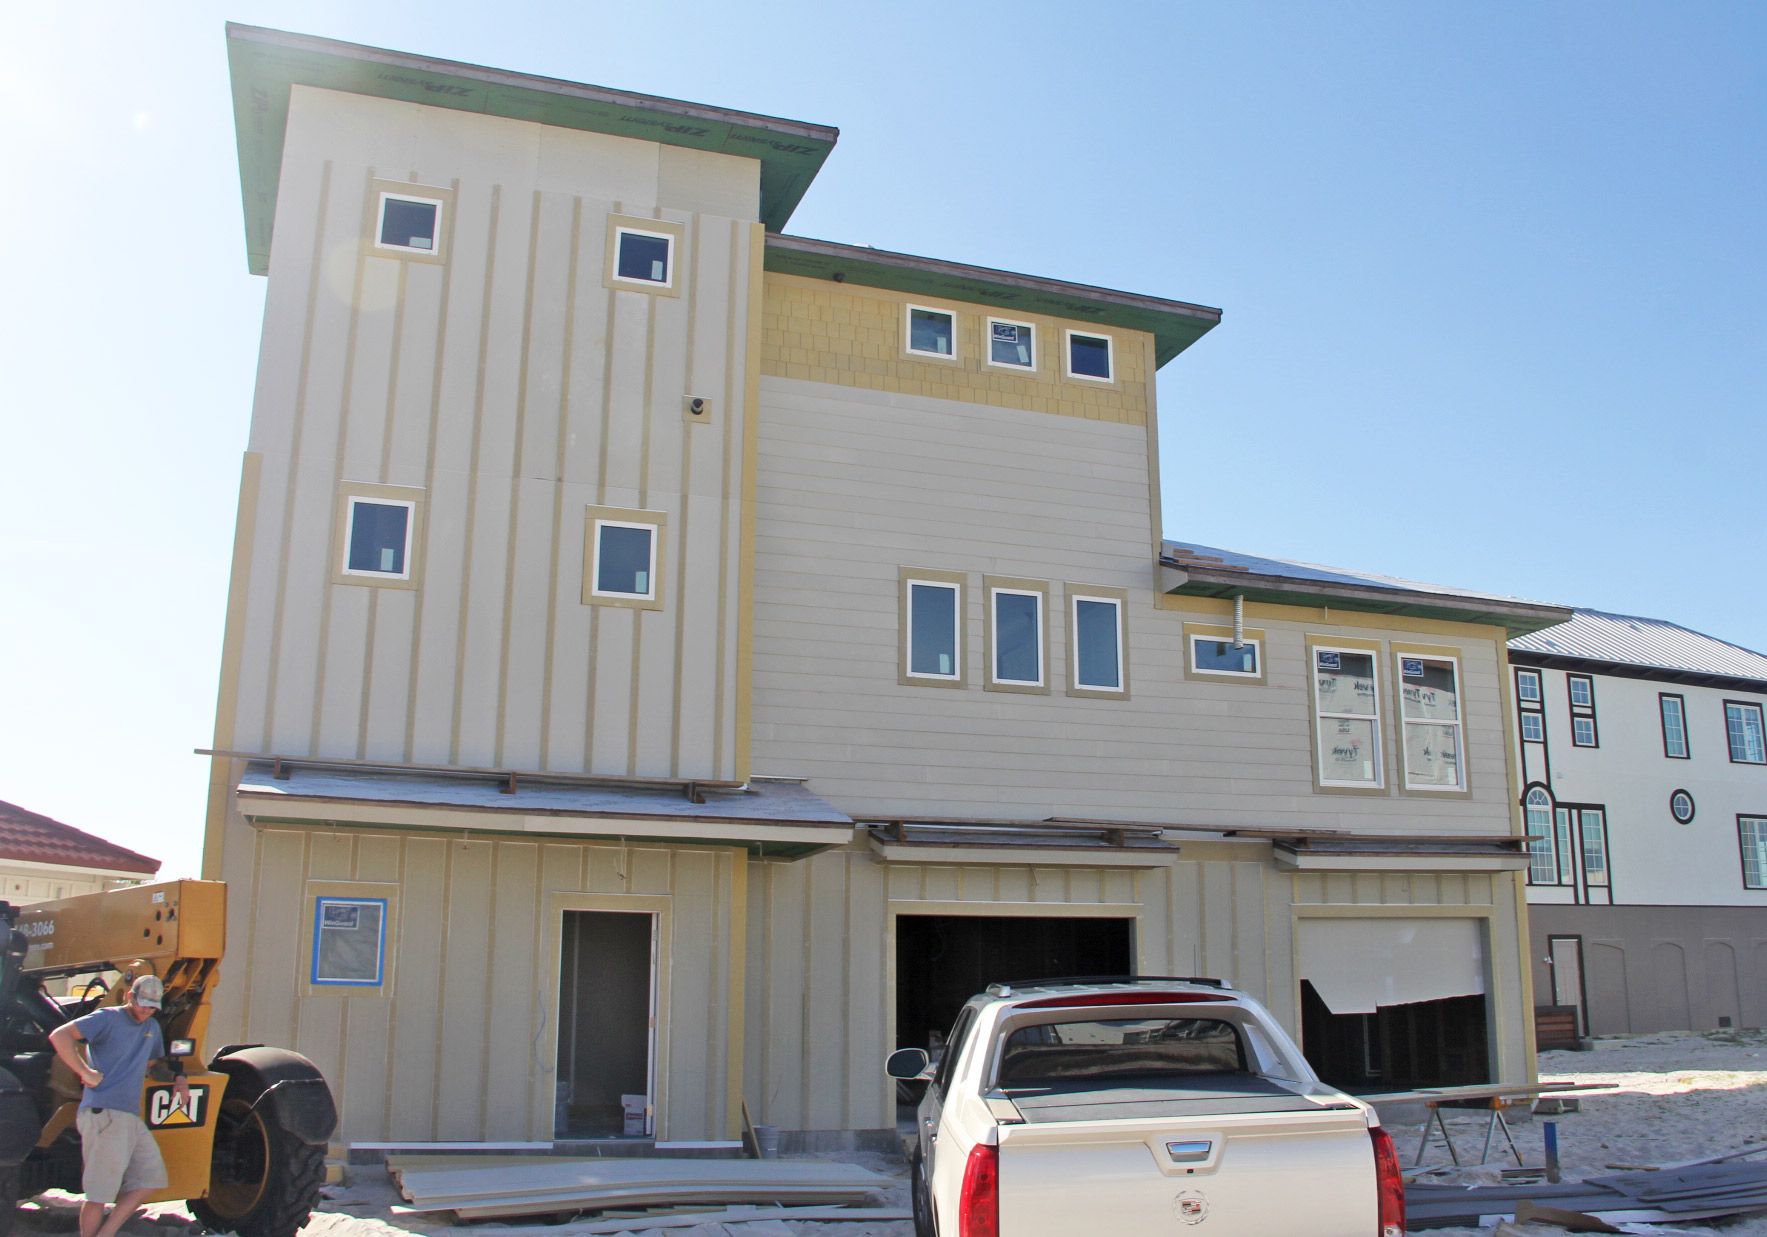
left=1509, top=610, right=1767, bottom=1037
left=0, top=799, right=160, bottom=905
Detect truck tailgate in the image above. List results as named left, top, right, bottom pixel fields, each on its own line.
left=996, top=1105, right=1377, bottom=1236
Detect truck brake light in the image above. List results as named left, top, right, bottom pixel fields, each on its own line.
left=959, top=1142, right=999, bottom=1237
left=1369, top=1126, right=1405, bottom=1237
left=1014, top=992, right=1225, bottom=1009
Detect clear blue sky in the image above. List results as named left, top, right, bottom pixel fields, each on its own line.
left=3, top=3, right=1763, bottom=878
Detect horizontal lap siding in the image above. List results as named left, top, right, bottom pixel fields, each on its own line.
left=752, top=375, right=1514, bottom=836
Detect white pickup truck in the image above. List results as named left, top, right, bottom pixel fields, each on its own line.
left=885, top=977, right=1405, bottom=1237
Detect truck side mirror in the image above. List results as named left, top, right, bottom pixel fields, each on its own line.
left=885, top=1048, right=932, bottom=1080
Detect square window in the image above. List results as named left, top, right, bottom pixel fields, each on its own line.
left=1069, top=592, right=1126, bottom=695
left=375, top=191, right=444, bottom=256
left=905, top=577, right=962, bottom=682
left=1520, top=712, right=1545, bottom=743
left=334, top=485, right=424, bottom=589
left=907, top=306, right=957, bottom=358
left=595, top=523, right=656, bottom=598
left=1190, top=635, right=1260, bottom=678
left=1726, top=702, right=1766, bottom=763
left=1660, top=694, right=1689, bottom=759
left=614, top=227, right=674, bottom=287
left=311, top=897, right=386, bottom=986
left=1573, top=716, right=1597, bottom=747
left=987, top=319, right=1036, bottom=370
left=582, top=507, right=666, bottom=610
left=1312, top=645, right=1382, bottom=788
left=986, top=582, right=1046, bottom=691
left=345, top=499, right=413, bottom=578
left=1066, top=331, right=1113, bottom=381
left=1516, top=669, right=1542, bottom=702
left=1568, top=675, right=1594, bottom=709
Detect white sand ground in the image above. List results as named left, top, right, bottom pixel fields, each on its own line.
left=11, top=1028, right=1762, bottom=1237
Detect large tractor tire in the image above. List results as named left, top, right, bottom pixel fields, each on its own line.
left=0, top=1065, right=39, bottom=1237
left=190, top=1049, right=336, bottom=1237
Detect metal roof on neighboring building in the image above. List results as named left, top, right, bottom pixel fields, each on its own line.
left=1161, top=541, right=1573, bottom=637
left=1508, top=609, right=1767, bottom=686
left=0, top=801, right=160, bottom=876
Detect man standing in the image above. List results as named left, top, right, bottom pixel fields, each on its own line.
left=47, top=975, right=191, bottom=1237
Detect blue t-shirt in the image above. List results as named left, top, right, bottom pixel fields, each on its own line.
left=71, top=1006, right=164, bottom=1115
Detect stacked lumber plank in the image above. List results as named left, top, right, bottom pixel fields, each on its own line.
left=1407, top=1160, right=1767, bottom=1229
left=388, top=1154, right=890, bottom=1221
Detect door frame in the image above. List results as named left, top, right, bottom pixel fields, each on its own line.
left=544, top=892, right=671, bottom=1141
left=1546, top=933, right=1589, bottom=1038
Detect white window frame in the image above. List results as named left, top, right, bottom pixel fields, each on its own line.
left=985, top=317, right=1037, bottom=371
left=905, top=304, right=958, bottom=360
left=341, top=496, right=416, bottom=581
left=1516, top=669, right=1542, bottom=702
left=1525, top=788, right=1557, bottom=885
left=1520, top=712, right=1545, bottom=744
left=1660, top=693, right=1690, bottom=759
left=1725, top=701, right=1766, bottom=764
left=374, top=190, right=445, bottom=256
left=905, top=577, right=963, bottom=683
left=987, top=585, right=1045, bottom=689
left=591, top=519, right=659, bottom=601
left=1580, top=809, right=1609, bottom=887
left=1572, top=716, right=1597, bottom=747
left=1568, top=674, right=1594, bottom=709
left=1188, top=633, right=1262, bottom=680
left=1064, top=329, right=1114, bottom=382
left=610, top=225, right=677, bottom=290
left=1068, top=592, right=1126, bottom=696
left=1397, top=653, right=1466, bottom=792
left=1741, top=816, right=1767, bottom=890
left=1311, top=644, right=1384, bottom=790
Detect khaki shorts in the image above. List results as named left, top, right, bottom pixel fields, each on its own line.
left=75, top=1109, right=167, bottom=1203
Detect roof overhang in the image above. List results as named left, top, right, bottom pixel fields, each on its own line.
left=1160, top=560, right=1573, bottom=638
left=765, top=234, right=1221, bottom=368
left=226, top=23, right=839, bottom=275
left=232, top=762, right=856, bottom=860
left=1507, top=649, right=1767, bottom=694
left=862, top=817, right=1180, bottom=867
left=1273, top=835, right=1528, bottom=873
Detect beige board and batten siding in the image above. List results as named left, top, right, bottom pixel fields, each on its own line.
left=741, top=843, right=1532, bottom=1134
left=224, top=85, right=755, bottom=783
left=750, top=374, right=1515, bottom=834
left=227, top=826, right=743, bottom=1143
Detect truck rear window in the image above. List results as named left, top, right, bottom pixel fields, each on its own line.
left=998, top=1017, right=1246, bottom=1086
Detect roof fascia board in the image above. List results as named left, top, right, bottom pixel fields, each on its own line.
left=1505, top=649, right=1767, bottom=694
left=226, top=23, right=838, bottom=273
left=765, top=233, right=1221, bottom=367
left=1162, top=562, right=1572, bottom=638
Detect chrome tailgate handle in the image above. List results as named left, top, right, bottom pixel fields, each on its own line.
left=1166, top=1140, right=1212, bottom=1162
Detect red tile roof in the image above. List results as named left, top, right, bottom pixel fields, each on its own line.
left=0, top=800, right=160, bottom=876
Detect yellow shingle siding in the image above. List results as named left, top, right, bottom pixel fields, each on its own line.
left=760, top=274, right=1150, bottom=425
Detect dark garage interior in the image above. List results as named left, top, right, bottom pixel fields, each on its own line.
left=1300, top=979, right=1491, bottom=1092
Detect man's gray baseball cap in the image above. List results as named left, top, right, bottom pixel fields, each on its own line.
left=130, top=975, right=164, bottom=1009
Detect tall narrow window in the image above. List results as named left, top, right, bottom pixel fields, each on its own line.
left=986, top=581, right=1046, bottom=692
left=1312, top=645, right=1382, bottom=788
left=1068, top=590, right=1126, bottom=696
left=1568, top=674, right=1598, bottom=747
left=1580, top=810, right=1609, bottom=888
left=1398, top=654, right=1465, bottom=791
left=1554, top=809, right=1575, bottom=885
left=1741, top=816, right=1767, bottom=889
left=1660, top=694, right=1690, bottom=759
left=1726, top=702, right=1766, bottom=764
left=902, top=573, right=964, bottom=685
left=1525, top=788, right=1557, bottom=885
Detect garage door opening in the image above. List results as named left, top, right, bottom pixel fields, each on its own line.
left=1301, top=982, right=1490, bottom=1091
left=894, top=914, right=1133, bottom=1060
left=1296, top=916, right=1493, bottom=1091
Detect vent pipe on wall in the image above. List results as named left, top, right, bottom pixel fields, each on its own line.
left=1233, top=594, right=1245, bottom=648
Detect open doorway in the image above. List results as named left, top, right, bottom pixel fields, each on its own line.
left=894, top=914, right=1133, bottom=1059
left=556, top=910, right=655, bottom=1138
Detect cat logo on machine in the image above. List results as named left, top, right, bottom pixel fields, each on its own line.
left=146, top=1084, right=210, bottom=1129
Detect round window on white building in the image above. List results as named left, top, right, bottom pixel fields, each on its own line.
left=1670, top=789, right=1695, bottom=825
